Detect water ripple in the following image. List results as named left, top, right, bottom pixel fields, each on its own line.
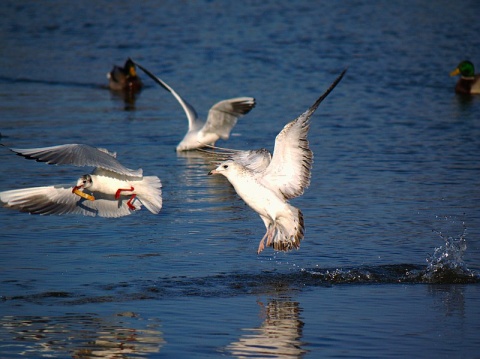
left=3, top=263, right=477, bottom=306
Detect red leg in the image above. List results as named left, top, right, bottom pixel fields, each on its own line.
left=115, top=186, right=134, bottom=199
left=126, top=194, right=137, bottom=210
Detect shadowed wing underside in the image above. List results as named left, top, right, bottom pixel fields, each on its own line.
left=11, top=144, right=143, bottom=178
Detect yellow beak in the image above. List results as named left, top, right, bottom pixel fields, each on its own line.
left=73, top=188, right=95, bottom=201
left=450, top=68, right=461, bottom=77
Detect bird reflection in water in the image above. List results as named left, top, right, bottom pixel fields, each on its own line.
left=0, top=312, right=164, bottom=358
left=176, top=149, right=240, bottom=206
left=226, top=297, right=308, bottom=358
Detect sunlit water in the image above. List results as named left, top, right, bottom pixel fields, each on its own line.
left=1, top=1, right=480, bottom=358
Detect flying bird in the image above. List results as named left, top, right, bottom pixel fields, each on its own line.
left=134, top=61, right=256, bottom=151
left=208, top=70, right=346, bottom=254
left=450, top=60, right=480, bottom=94
left=0, top=144, right=162, bottom=217
left=107, top=58, right=143, bottom=93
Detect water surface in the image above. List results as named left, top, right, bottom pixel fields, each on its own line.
left=1, top=1, right=480, bottom=358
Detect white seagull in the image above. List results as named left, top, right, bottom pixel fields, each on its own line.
left=208, top=70, right=346, bottom=254
left=0, top=144, right=162, bottom=217
left=134, top=61, right=256, bottom=151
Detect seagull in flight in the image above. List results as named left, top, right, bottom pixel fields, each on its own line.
left=0, top=144, right=162, bottom=217
left=134, top=61, right=256, bottom=151
left=209, top=70, right=346, bottom=254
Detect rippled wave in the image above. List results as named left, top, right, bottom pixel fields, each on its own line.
left=3, top=263, right=477, bottom=306
left=2, top=223, right=478, bottom=307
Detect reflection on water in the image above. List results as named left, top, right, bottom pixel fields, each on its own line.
left=109, top=88, right=141, bottom=111
left=176, top=149, right=218, bottom=179
left=176, top=150, right=240, bottom=206
left=226, top=297, right=307, bottom=358
left=1, top=0, right=480, bottom=357
left=428, top=285, right=466, bottom=319
left=0, top=312, right=164, bottom=358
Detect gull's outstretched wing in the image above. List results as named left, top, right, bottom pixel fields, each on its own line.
left=229, top=148, right=271, bottom=173
left=202, top=97, right=256, bottom=140
left=134, top=61, right=199, bottom=129
left=0, top=185, right=137, bottom=217
left=11, top=144, right=142, bottom=178
left=201, top=146, right=271, bottom=173
left=261, top=69, right=346, bottom=199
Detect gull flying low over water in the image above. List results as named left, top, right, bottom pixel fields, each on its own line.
left=209, top=70, right=346, bottom=254
left=134, top=61, right=256, bottom=151
left=0, top=144, right=162, bottom=217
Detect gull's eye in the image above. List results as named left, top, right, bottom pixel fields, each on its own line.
left=223, top=165, right=229, bottom=169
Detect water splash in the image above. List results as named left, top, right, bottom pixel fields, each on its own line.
left=423, top=217, right=477, bottom=283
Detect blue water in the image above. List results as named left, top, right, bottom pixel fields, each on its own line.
left=1, top=1, right=480, bottom=358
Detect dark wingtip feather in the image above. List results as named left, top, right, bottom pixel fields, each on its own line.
left=131, top=60, right=172, bottom=94
left=308, top=68, right=347, bottom=117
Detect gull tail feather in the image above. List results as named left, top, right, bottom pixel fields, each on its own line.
left=134, top=176, right=163, bottom=214
left=271, top=205, right=305, bottom=252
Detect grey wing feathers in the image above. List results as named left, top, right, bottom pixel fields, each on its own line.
left=230, top=148, right=271, bottom=173
left=11, top=144, right=143, bottom=177
left=262, top=69, right=346, bottom=199
left=201, top=146, right=271, bottom=173
left=262, top=118, right=313, bottom=199
left=0, top=185, right=136, bottom=217
left=203, top=97, right=256, bottom=139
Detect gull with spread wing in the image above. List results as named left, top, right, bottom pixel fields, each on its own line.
left=209, top=70, right=346, bottom=254
left=134, top=61, right=256, bottom=151
left=0, top=144, right=162, bottom=217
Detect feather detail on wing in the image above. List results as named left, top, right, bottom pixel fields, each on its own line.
left=200, top=145, right=271, bottom=173
left=0, top=185, right=136, bottom=217
left=261, top=69, right=347, bottom=199
left=261, top=116, right=313, bottom=199
left=11, top=144, right=142, bottom=178
left=202, top=97, right=256, bottom=139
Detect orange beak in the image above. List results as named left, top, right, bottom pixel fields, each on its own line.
left=72, top=186, right=95, bottom=201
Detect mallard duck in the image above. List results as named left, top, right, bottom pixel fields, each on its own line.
left=450, top=60, right=480, bottom=94
left=107, top=58, right=143, bottom=92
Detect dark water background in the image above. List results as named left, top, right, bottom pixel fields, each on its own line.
left=1, top=1, right=480, bottom=358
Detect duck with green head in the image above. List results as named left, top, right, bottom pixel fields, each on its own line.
left=107, top=58, right=143, bottom=93
left=450, top=60, right=480, bottom=94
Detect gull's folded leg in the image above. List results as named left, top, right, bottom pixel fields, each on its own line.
left=257, top=224, right=273, bottom=254
left=126, top=194, right=137, bottom=210
left=258, top=225, right=277, bottom=254
left=115, top=186, right=135, bottom=199
left=266, top=225, right=276, bottom=248
left=257, top=232, right=268, bottom=254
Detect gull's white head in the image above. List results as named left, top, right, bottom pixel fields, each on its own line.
left=72, top=174, right=95, bottom=201
left=74, top=174, right=93, bottom=190
left=208, top=160, right=238, bottom=178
